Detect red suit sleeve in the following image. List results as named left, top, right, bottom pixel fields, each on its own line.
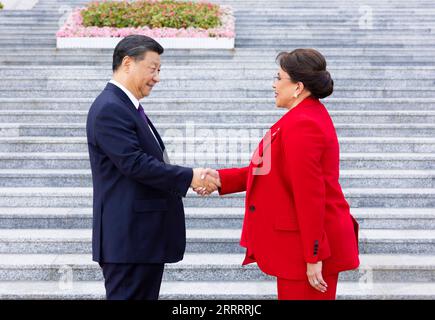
left=217, top=167, right=249, bottom=195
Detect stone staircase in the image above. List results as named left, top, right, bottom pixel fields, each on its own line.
left=0, top=0, right=434, bottom=299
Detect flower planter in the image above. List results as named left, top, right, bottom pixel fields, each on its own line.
left=56, top=2, right=235, bottom=50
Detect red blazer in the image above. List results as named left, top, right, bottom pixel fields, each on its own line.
left=218, top=96, right=360, bottom=280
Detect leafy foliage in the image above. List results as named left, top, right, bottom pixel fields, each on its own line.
left=81, top=0, right=221, bottom=30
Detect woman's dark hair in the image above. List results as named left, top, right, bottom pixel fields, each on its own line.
left=276, top=48, right=333, bottom=99
left=112, top=35, right=164, bottom=72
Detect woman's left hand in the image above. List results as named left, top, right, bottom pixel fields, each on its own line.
left=306, top=261, right=328, bottom=293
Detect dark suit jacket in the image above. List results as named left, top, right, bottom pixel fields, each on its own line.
left=86, top=83, right=193, bottom=264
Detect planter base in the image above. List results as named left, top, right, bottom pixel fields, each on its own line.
left=57, top=37, right=235, bottom=49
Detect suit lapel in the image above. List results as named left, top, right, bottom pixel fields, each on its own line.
left=247, top=127, right=280, bottom=190
left=145, top=115, right=166, bottom=151
left=145, top=115, right=171, bottom=164
left=250, top=127, right=280, bottom=166
left=105, top=83, right=166, bottom=160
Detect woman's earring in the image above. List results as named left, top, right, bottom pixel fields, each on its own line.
left=294, top=93, right=299, bottom=98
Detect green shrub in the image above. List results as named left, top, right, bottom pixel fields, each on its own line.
left=81, top=0, right=222, bottom=29
left=0, top=2, right=4, bottom=10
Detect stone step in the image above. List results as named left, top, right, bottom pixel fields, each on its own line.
left=2, top=65, right=435, bottom=76
left=259, top=13, right=435, bottom=19
left=239, top=32, right=435, bottom=38
left=32, top=0, right=435, bottom=3
left=0, top=56, right=408, bottom=67
left=0, top=116, right=431, bottom=128
left=234, top=19, right=435, bottom=24
left=2, top=17, right=435, bottom=23
left=0, top=48, right=434, bottom=63
left=1, top=110, right=434, bottom=124
left=1, top=57, right=433, bottom=67
left=0, top=187, right=432, bottom=208
left=0, top=20, right=60, bottom=24
left=6, top=8, right=435, bottom=15
left=27, top=7, right=431, bottom=12
left=0, top=60, right=423, bottom=68
left=5, top=9, right=435, bottom=14
left=1, top=74, right=433, bottom=83
left=2, top=87, right=434, bottom=98
left=2, top=20, right=435, bottom=30
left=30, top=2, right=432, bottom=5
left=0, top=228, right=433, bottom=254
left=3, top=28, right=435, bottom=35
left=1, top=78, right=435, bottom=89
left=26, top=13, right=434, bottom=19
left=30, top=1, right=435, bottom=4
left=0, top=169, right=433, bottom=188
left=0, top=280, right=434, bottom=299
left=31, top=1, right=435, bottom=5
left=28, top=10, right=433, bottom=15
left=3, top=47, right=435, bottom=55
left=2, top=66, right=435, bottom=77
left=4, top=42, right=435, bottom=50
left=234, top=18, right=435, bottom=22
left=0, top=46, right=430, bottom=57
left=0, top=51, right=433, bottom=61
left=4, top=34, right=435, bottom=43
left=0, top=207, right=433, bottom=230
left=0, top=39, right=56, bottom=44
left=2, top=16, right=435, bottom=22
left=2, top=123, right=434, bottom=138
left=0, top=152, right=433, bottom=170
left=236, top=8, right=435, bottom=13
left=5, top=13, right=435, bottom=18
left=0, top=97, right=434, bottom=111
left=0, top=253, right=433, bottom=283
left=0, top=137, right=434, bottom=153
left=235, top=43, right=435, bottom=49
left=233, top=39, right=435, bottom=47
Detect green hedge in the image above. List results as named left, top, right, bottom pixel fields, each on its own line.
left=82, top=0, right=221, bottom=29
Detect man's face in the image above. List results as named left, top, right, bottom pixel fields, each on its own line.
left=129, top=51, right=161, bottom=99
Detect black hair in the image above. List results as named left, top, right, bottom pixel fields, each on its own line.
left=112, top=35, right=164, bottom=72
left=276, top=48, right=334, bottom=99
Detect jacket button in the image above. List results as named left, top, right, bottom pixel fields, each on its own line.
left=249, top=205, right=256, bottom=212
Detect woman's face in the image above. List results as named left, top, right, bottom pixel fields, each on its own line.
left=272, top=68, right=299, bottom=109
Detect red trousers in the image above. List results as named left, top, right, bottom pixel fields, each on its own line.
left=277, top=274, right=339, bottom=300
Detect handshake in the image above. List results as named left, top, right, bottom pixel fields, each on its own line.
left=190, top=168, right=221, bottom=196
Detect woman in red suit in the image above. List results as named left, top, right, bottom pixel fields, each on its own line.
left=202, top=49, right=360, bottom=300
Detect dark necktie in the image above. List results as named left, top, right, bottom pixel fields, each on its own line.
left=137, top=104, right=149, bottom=126
left=137, top=104, right=164, bottom=154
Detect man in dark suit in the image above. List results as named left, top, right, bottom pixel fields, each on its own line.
left=86, top=35, right=219, bottom=300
